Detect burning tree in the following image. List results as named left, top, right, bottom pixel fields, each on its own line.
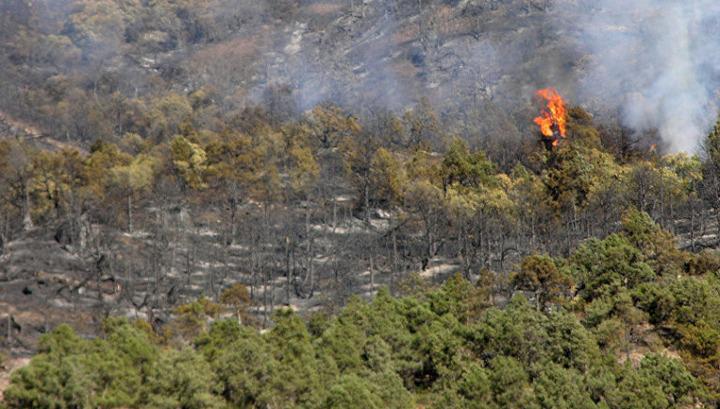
left=534, top=88, right=568, bottom=150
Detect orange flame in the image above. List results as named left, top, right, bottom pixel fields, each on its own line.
left=534, top=88, right=567, bottom=147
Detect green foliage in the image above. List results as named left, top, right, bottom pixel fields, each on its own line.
left=540, top=130, right=620, bottom=209
left=170, top=135, right=208, bottom=190
left=4, top=279, right=710, bottom=409
left=489, top=355, right=538, bottom=409
left=511, top=254, right=573, bottom=310
left=149, top=94, right=194, bottom=140
left=441, top=138, right=496, bottom=190
left=429, top=273, right=483, bottom=322
left=370, top=147, right=406, bottom=207
left=532, top=363, right=597, bottom=409
left=144, top=348, right=224, bottom=409
left=219, top=283, right=252, bottom=324
left=167, top=297, right=222, bottom=340
left=322, top=374, right=384, bottom=409
left=621, top=208, right=685, bottom=274
left=572, top=234, right=655, bottom=301
left=4, top=321, right=153, bottom=408
left=266, top=309, right=324, bottom=407
left=212, top=334, right=276, bottom=407
left=632, top=283, right=676, bottom=324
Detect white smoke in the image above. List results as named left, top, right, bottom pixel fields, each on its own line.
left=569, top=0, right=720, bottom=152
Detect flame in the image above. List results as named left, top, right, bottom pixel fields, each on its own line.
left=533, top=88, right=567, bottom=147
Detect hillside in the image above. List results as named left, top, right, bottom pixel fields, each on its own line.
left=2, top=1, right=720, bottom=407
left=0, top=0, right=635, bottom=152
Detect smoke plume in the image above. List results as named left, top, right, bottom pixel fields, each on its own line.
left=569, top=0, right=720, bottom=152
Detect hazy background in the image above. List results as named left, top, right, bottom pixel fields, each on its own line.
left=1, top=0, right=719, bottom=152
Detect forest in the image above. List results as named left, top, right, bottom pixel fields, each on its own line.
left=2, top=94, right=720, bottom=407
left=4, top=213, right=720, bottom=408
left=2, top=0, right=720, bottom=407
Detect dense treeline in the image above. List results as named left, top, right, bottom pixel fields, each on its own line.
left=1, top=92, right=720, bottom=337
left=4, top=210, right=720, bottom=408
left=1, top=100, right=719, bottom=293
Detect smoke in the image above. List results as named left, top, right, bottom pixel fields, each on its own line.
left=14, top=0, right=720, bottom=153
left=285, top=7, right=414, bottom=113
left=569, top=0, right=720, bottom=152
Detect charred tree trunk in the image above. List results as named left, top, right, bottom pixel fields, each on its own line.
left=285, top=235, right=292, bottom=306
left=127, top=193, right=133, bottom=233
left=392, top=227, right=399, bottom=294
left=304, top=205, right=314, bottom=298
left=364, top=180, right=371, bottom=225
left=369, top=254, right=375, bottom=292
left=22, top=183, right=33, bottom=231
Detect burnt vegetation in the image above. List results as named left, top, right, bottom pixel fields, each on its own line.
left=1, top=0, right=720, bottom=407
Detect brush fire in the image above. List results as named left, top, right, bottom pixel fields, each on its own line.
left=534, top=88, right=567, bottom=150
